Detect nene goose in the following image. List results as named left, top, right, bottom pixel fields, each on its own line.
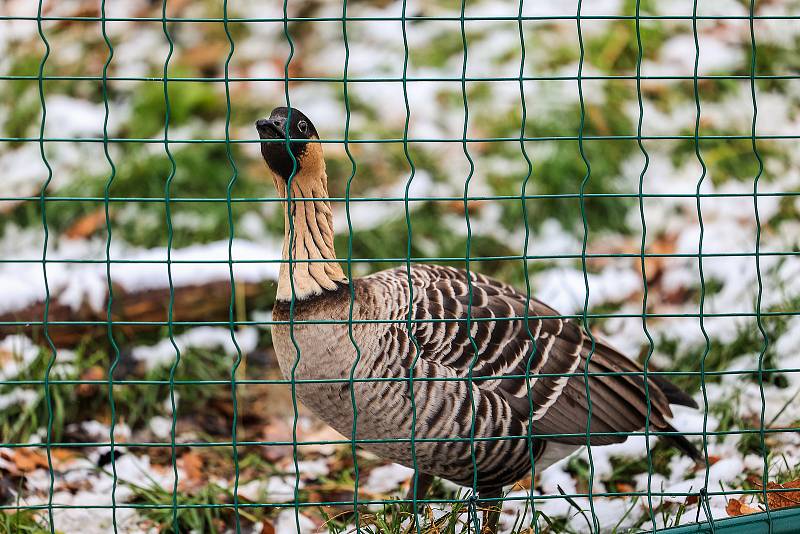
left=257, top=107, right=699, bottom=532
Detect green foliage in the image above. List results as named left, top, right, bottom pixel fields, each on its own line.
left=0, top=508, right=51, bottom=534
left=126, top=478, right=255, bottom=534
left=1, top=55, right=45, bottom=143
left=0, top=339, right=243, bottom=444
left=128, top=79, right=226, bottom=139
left=519, top=88, right=636, bottom=236
left=2, top=141, right=268, bottom=248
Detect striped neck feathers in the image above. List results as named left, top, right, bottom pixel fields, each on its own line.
left=272, top=152, right=348, bottom=301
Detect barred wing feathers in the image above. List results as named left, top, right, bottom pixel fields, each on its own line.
left=370, top=264, right=698, bottom=454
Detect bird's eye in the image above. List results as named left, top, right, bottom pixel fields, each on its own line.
left=297, top=120, right=308, bottom=134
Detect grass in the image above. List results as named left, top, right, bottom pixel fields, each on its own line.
left=125, top=477, right=267, bottom=534
left=0, top=509, right=52, bottom=534
left=0, top=337, right=255, bottom=444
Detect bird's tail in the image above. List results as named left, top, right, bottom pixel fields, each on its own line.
left=650, top=374, right=698, bottom=409
left=662, top=424, right=703, bottom=462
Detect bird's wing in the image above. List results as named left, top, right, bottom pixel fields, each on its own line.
left=383, top=264, right=694, bottom=449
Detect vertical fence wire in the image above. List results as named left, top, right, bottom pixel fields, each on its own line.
left=221, top=0, right=243, bottom=530
left=159, top=1, right=182, bottom=530
left=399, top=0, right=426, bottom=531
left=575, top=1, right=600, bottom=531
left=748, top=1, right=773, bottom=530
left=340, top=1, right=365, bottom=529
left=516, top=0, right=542, bottom=532
left=99, top=1, right=121, bottom=531
left=690, top=1, right=716, bottom=528
left=633, top=2, right=657, bottom=530
left=456, top=1, right=484, bottom=530
left=280, top=4, right=304, bottom=532
left=34, top=1, right=57, bottom=532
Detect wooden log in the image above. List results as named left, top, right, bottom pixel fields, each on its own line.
left=0, top=280, right=269, bottom=347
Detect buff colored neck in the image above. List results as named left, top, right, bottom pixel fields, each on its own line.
left=272, top=146, right=347, bottom=301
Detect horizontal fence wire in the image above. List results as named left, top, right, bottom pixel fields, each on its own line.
left=1, top=0, right=799, bottom=533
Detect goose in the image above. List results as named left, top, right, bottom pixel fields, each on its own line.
left=256, top=106, right=699, bottom=532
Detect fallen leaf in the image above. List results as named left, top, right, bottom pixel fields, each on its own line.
left=443, top=200, right=483, bottom=216
left=2, top=449, right=50, bottom=473
left=766, top=480, right=800, bottom=510
left=65, top=208, right=107, bottom=239
left=260, top=520, right=276, bottom=534
left=52, top=448, right=78, bottom=464
left=615, top=482, right=635, bottom=494
left=749, top=477, right=800, bottom=510
left=76, top=366, right=105, bottom=397
left=182, top=42, right=229, bottom=73
left=726, top=498, right=760, bottom=516
left=639, top=233, right=676, bottom=284
left=177, top=451, right=205, bottom=490
left=511, top=477, right=532, bottom=491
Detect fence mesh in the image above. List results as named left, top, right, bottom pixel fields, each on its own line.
left=1, top=0, right=799, bottom=533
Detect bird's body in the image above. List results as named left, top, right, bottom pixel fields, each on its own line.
left=258, top=107, right=698, bottom=531
left=273, top=266, right=576, bottom=490
left=273, top=264, right=695, bottom=491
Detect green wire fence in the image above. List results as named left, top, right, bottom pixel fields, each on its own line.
left=1, top=0, right=799, bottom=533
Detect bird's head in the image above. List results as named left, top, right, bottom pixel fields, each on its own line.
left=256, top=106, right=322, bottom=181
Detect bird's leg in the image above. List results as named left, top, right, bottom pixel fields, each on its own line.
left=478, top=488, right=502, bottom=534
left=404, top=472, right=434, bottom=523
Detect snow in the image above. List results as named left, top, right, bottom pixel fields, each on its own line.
left=533, top=266, right=643, bottom=314
left=283, top=459, right=331, bottom=479
left=148, top=416, right=173, bottom=439
left=273, top=509, right=317, bottom=534
left=0, top=388, right=38, bottom=410
left=23, top=451, right=178, bottom=534
left=44, top=96, right=108, bottom=138
left=0, top=238, right=282, bottom=314
left=235, top=476, right=303, bottom=504
left=0, top=334, right=41, bottom=380
left=364, top=463, right=415, bottom=494
left=131, top=326, right=259, bottom=370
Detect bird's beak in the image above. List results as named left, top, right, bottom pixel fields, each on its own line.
left=255, top=118, right=284, bottom=139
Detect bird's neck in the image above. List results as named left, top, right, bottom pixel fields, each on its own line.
left=274, top=167, right=348, bottom=301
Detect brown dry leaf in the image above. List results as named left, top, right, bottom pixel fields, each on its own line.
left=749, top=477, right=800, bottom=510
left=299, top=426, right=347, bottom=456
left=640, top=233, right=676, bottom=283
left=260, top=520, right=276, bottom=534
left=726, top=498, right=760, bottom=516
left=765, top=480, right=800, bottom=510
left=261, top=418, right=294, bottom=462
left=4, top=449, right=50, bottom=473
left=615, top=482, right=635, bottom=494
left=65, top=208, right=107, bottom=239
left=51, top=448, right=78, bottom=464
left=511, top=477, right=532, bottom=491
left=0, top=347, right=16, bottom=366
left=177, top=451, right=205, bottom=490
left=443, top=200, right=483, bottom=216
left=76, top=366, right=105, bottom=397
left=182, top=42, right=229, bottom=72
